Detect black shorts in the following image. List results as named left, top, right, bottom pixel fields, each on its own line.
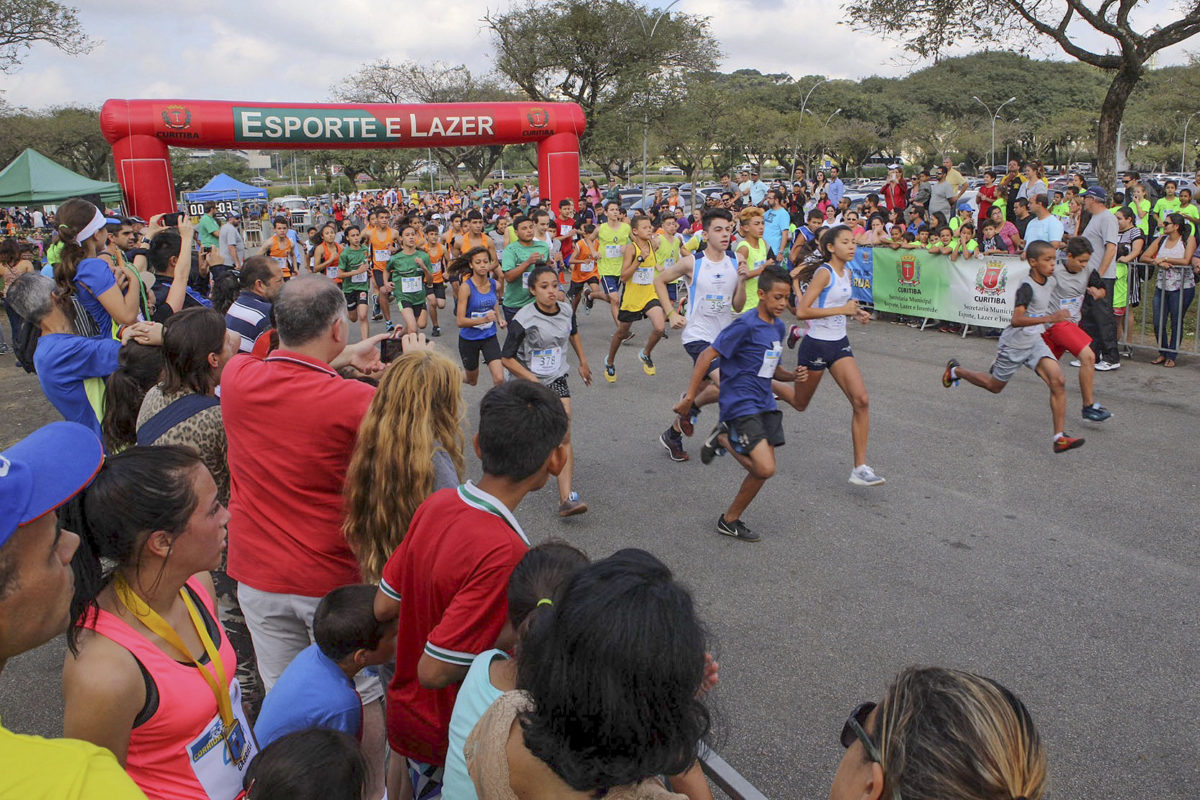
left=502, top=304, right=520, bottom=325
left=796, top=335, right=853, bottom=371
left=569, top=277, right=599, bottom=296
left=458, top=335, right=501, bottom=371
left=726, top=410, right=785, bottom=455
left=547, top=375, right=570, bottom=398
left=683, top=339, right=719, bottom=378
left=344, top=290, right=367, bottom=311
left=618, top=298, right=662, bottom=323
left=425, top=283, right=446, bottom=299
left=400, top=298, right=426, bottom=312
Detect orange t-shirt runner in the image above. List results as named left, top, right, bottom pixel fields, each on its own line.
left=570, top=238, right=598, bottom=284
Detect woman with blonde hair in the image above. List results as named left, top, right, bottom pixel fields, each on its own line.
left=829, top=666, right=1046, bottom=800
left=344, top=349, right=466, bottom=583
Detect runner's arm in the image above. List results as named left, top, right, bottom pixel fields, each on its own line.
left=62, top=642, right=143, bottom=766
left=569, top=329, right=591, bottom=385
left=674, top=346, right=719, bottom=416
left=794, top=267, right=854, bottom=320
left=653, top=253, right=693, bottom=315
left=500, top=319, right=540, bottom=382
left=619, top=243, right=638, bottom=281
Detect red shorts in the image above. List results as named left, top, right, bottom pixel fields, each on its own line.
left=1042, top=321, right=1093, bottom=359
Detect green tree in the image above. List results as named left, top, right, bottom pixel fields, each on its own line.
left=0, top=106, right=110, bottom=178
left=843, top=0, right=1200, bottom=191
left=0, top=0, right=94, bottom=73
left=484, top=0, right=716, bottom=161
left=169, top=151, right=255, bottom=192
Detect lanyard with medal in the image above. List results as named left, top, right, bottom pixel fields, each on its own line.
left=113, top=573, right=247, bottom=763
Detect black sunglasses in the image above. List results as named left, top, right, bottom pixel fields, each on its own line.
left=841, top=703, right=901, bottom=800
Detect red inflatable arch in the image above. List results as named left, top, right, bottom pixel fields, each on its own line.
left=99, top=99, right=587, bottom=219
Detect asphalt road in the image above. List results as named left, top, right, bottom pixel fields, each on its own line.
left=2, top=308, right=1197, bottom=799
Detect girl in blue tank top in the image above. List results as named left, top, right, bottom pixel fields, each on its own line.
left=453, top=246, right=506, bottom=386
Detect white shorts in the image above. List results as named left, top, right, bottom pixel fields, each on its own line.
left=237, top=583, right=383, bottom=703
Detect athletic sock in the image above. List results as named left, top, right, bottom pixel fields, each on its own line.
left=1053, top=432, right=1064, bottom=441
left=950, top=366, right=959, bottom=379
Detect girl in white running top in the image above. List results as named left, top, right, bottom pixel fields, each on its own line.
left=786, top=225, right=885, bottom=487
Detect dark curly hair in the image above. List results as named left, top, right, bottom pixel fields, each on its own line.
left=516, top=548, right=709, bottom=792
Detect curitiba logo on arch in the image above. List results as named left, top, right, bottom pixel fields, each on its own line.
left=976, top=261, right=1007, bottom=295
left=898, top=254, right=920, bottom=286
left=228, top=107, right=498, bottom=144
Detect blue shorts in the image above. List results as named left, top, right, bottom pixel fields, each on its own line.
left=667, top=282, right=679, bottom=302
left=796, top=335, right=853, bottom=371
left=684, top=339, right=719, bottom=378
left=600, top=275, right=622, bottom=296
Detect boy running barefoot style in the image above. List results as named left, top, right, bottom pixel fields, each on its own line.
left=454, top=246, right=507, bottom=387
left=675, top=268, right=807, bottom=542
left=385, top=224, right=434, bottom=335
left=1047, top=237, right=1112, bottom=421
left=603, top=214, right=668, bottom=381
left=653, top=208, right=747, bottom=462
left=336, top=225, right=371, bottom=341
left=499, top=215, right=551, bottom=324
left=785, top=225, right=885, bottom=487
left=501, top=265, right=592, bottom=517
left=942, top=239, right=1087, bottom=453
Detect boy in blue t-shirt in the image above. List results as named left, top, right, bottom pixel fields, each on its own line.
left=254, top=585, right=397, bottom=748
left=674, top=268, right=807, bottom=542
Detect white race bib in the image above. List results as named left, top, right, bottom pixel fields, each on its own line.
left=347, top=270, right=367, bottom=288
left=187, top=680, right=256, bottom=800
left=522, top=270, right=533, bottom=290
left=605, top=244, right=622, bottom=259
left=753, top=258, right=766, bottom=270
left=663, top=258, right=677, bottom=270
left=633, top=266, right=655, bottom=285
left=530, top=346, right=563, bottom=376
left=1059, top=296, right=1082, bottom=318
left=758, top=342, right=782, bottom=378
left=373, top=248, right=390, bottom=263
left=559, top=224, right=573, bottom=236
left=326, top=266, right=339, bottom=279
left=579, top=260, right=595, bottom=273
left=702, top=293, right=728, bottom=313
left=470, top=310, right=495, bottom=333
left=400, top=276, right=423, bottom=294
left=430, top=262, right=442, bottom=275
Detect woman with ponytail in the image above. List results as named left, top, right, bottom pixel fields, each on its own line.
left=62, top=446, right=257, bottom=799
left=54, top=198, right=141, bottom=337
left=101, top=343, right=165, bottom=452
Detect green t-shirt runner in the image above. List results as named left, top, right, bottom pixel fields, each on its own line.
left=338, top=245, right=370, bottom=292
left=197, top=214, right=220, bottom=249
left=501, top=240, right=551, bottom=309
left=388, top=249, right=432, bottom=306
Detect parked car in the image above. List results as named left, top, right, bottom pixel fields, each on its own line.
left=274, top=195, right=313, bottom=228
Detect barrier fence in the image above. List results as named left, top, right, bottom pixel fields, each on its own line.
left=844, top=247, right=1199, bottom=356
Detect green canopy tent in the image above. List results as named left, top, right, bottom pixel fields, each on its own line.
left=0, top=148, right=123, bottom=205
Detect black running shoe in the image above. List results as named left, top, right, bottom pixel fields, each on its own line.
left=717, top=515, right=760, bottom=542
left=700, top=423, right=725, bottom=465
left=660, top=428, right=689, bottom=462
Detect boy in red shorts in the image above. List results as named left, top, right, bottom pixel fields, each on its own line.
left=1049, top=237, right=1113, bottom=422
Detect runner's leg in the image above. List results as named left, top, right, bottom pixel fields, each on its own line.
left=558, top=397, right=575, bottom=502
left=717, top=436, right=775, bottom=522
left=828, top=356, right=870, bottom=468
left=1035, top=357, right=1068, bottom=435
left=644, top=305, right=666, bottom=356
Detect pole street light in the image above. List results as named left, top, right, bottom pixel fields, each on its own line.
left=638, top=0, right=681, bottom=207
left=1182, top=111, right=1200, bottom=175
left=973, top=95, right=1017, bottom=171
left=790, top=77, right=831, bottom=179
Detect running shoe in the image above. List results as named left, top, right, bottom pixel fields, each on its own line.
left=849, top=465, right=886, bottom=486
left=1053, top=435, right=1085, bottom=453
left=604, top=361, right=616, bottom=383
left=431, top=325, right=441, bottom=337
left=677, top=392, right=700, bottom=437
left=1095, top=360, right=1119, bottom=371
left=661, top=328, right=669, bottom=340
left=384, top=320, right=395, bottom=333
left=558, top=491, right=588, bottom=517
left=372, top=297, right=382, bottom=320
left=786, top=324, right=804, bottom=349
left=584, top=288, right=594, bottom=310
left=622, top=330, right=636, bottom=343
left=660, top=428, right=689, bottom=462
left=1068, top=359, right=1081, bottom=368
left=716, top=515, right=760, bottom=542
left=640, top=351, right=656, bottom=376
left=939, top=323, right=963, bottom=334
left=699, top=423, right=726, bottom=465
left=1082, top=404, right=1113, bottom=422
left=0, top=342, right=8, bottom=355
left=983, top=329, right=1002, bottom=338
left=906, top=319, right=923, bottom=328
left=942, top=358, right=960, bottom=388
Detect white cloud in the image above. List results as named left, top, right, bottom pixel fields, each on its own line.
left=1, top=0, right=1196, bottom=109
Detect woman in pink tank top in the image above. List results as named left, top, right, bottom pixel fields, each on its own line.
left=63, top=445, right=257, bottom=799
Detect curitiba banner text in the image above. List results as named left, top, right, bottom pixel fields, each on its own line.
left=848, top=248, right=1032, bottom=327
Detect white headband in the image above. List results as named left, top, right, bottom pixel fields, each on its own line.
left=75, top=207, right=106, bottom=246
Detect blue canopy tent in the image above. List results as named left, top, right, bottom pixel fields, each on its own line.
left=183, top=173, right=267, bottom=203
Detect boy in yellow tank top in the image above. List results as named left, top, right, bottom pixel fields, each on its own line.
left=735, top=207, right=773, bottom=312
left=603, top=214, right=667, bottom=382
left=594, top=200, right=631, bottom=327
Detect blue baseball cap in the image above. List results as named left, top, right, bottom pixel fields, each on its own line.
left=1084, top=185, right=1108, bottom=201
left=0, top=422, right=104, bottom=549
left=957, top=201, right=973, bottom=212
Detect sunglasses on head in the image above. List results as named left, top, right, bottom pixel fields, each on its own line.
left=841, top=702, right=901, bottom=800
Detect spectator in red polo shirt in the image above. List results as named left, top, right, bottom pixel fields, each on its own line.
left=374, top=380, right=569, bottom=800
left=220, top=275, right=394, bottom=794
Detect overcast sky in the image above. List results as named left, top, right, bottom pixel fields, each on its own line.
left=1, top=0, right=1195, bottom=109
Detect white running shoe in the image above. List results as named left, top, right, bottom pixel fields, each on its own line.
left=849, top=465, right=886, bottom=487
left=1069, top=360, right=1081, bottom=368
left=1095, top=360, right=1119, bottom=371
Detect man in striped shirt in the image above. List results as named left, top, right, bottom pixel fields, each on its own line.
left=225, top=256, right=283, bottom=352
